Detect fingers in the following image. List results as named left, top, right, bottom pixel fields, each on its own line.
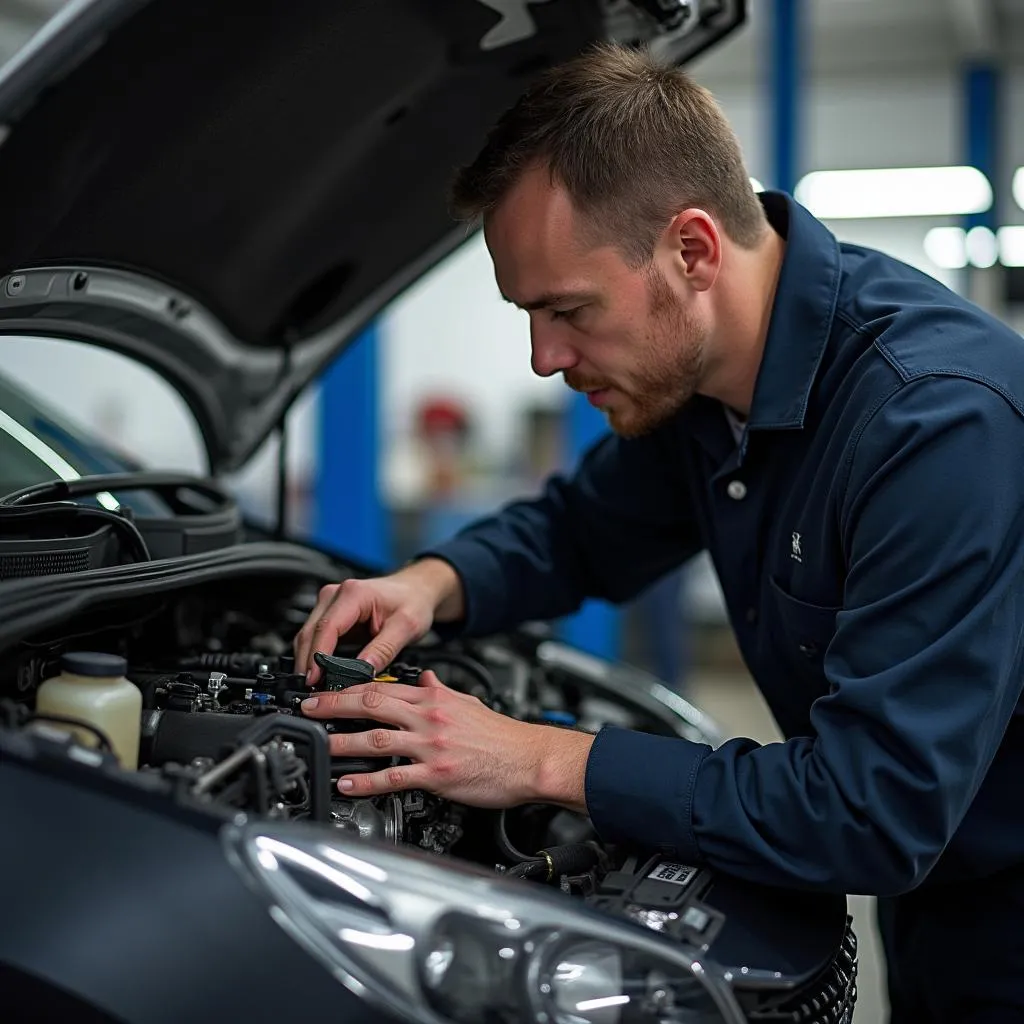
left=293, top=584, right=338, bottom=677
left=339, top=682, right=431, bottom=703
left=296, top=582, right=366, bottom=684
left=328, top=726, right=418, bottom=760
left=417, top=669, right=445, bottom=689
left=337, top=761, right=431, bottom=797
left=301, top=686, right=421, bottom=730
left=294, top=577, right=429, bottom=684
left=357, top=613, right=420, bottom=673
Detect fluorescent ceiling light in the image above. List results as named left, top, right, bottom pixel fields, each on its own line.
left=924, top=227, right=967, bottom=270
left=924, top=225, right=1024, bottom=269
left=1014, top=168, right=1024, bottom=213
left=795, top=166, right=992, bottom=219
left=965, top=226, right=998, bottom=269
left=750, top=176, right=764, bottom=192
left=998, top=226, right=1024, bottom=267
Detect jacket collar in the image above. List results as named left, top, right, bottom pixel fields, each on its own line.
left=746, top=191, right=842, bottom=432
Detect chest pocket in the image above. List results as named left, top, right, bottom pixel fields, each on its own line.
left=768, top=575, right=840, bottom=688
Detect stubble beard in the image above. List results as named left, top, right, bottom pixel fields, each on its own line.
left=605, top=269, right=706, bottom=439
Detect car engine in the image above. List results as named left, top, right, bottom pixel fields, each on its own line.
left=0, top=572, right=668, bottom=874
left=0, top=569, right=857, bottom=1024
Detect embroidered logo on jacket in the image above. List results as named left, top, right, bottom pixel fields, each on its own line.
left=791, top=532, right=803, bottom=562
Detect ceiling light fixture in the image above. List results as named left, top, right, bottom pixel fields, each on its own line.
left=796, top=166, right=993, bottom=219
left=965, top=226, right=998, bottom=269
left=998, top=226, right=1024, bottom=267
left=923, top=227, right=968, bottom=270
left=1013, top=168, right=1024, bottom=212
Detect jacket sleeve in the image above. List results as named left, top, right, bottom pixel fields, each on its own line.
left=417, top=425, right=702, bottom=637
left=585, top=375, right=1024, bottom=896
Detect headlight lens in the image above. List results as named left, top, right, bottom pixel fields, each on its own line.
left=224, top=821, right=742, bottom=1024
left=535, top=935, right=707, bottom=1024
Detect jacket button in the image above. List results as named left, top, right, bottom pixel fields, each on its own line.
left=798, top=642, right=818, bottom=658
left=726, top=480, right=747, bottom=500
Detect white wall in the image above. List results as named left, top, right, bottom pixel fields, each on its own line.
left=709, top=69, right=961, bottom=185
left=381, top=232, right=562, bottom=464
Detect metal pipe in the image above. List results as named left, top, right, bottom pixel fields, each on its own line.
left=192, top=743, right=262, bottom=796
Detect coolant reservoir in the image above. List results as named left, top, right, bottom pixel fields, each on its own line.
left=35, top=652, right=142, bottom=769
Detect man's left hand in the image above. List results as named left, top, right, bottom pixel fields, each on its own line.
left=300, top=671, right=594, bottom=811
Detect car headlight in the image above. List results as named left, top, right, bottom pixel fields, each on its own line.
left=223, top=821, right=744, bottom=1024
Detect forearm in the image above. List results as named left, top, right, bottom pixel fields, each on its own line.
left=524, top=723, right=594, bottom=813
left=398, top=556, right=465, bottom=622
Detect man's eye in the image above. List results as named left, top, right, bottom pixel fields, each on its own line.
left=551, top=307, right=580, bottom=322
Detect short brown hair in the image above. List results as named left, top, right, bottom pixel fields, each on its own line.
left=450, top=43, right=766, bottom=265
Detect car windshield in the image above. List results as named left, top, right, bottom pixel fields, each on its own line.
left=0, top=371, right=168, bottom=515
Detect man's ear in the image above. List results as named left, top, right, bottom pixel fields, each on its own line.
left=664, top=208, right=721, bottom=292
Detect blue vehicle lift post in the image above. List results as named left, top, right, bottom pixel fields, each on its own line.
left=768, top=0, right=803, bottom=196
left=961, top=60, right=1002, bottom=308
left=964, top=63, right=999, bottom=236
left=312, top=323, right=389, bottom=567
left=560, top=396, right=620, bottom=659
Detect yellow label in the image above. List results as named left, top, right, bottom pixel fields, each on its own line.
left=373, top=674, right=399, bottom=683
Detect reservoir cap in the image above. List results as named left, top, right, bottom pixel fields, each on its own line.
left=61, top=652, right=128, bottom=678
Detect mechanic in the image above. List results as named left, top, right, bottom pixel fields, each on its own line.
left=295, top=44, right=1024, bottom=1021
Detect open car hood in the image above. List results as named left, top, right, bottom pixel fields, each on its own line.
left=0, top=0, right=746, bottom=473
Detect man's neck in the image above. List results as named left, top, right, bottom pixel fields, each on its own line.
left=701, top=227, right=786, bottom=417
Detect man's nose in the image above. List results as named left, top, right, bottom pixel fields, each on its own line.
left=530, top=320, right=578, bottom=378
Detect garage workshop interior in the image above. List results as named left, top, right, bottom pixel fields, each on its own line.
left=2, top=3, right=1023, bottom=1023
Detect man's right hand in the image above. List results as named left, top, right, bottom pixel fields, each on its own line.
left=294, top=557, right=465, bottom=685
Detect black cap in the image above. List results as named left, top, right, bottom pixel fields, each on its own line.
left=313, top=652, right=375, bottom=690
left=61, top=652, right=128, bottom=678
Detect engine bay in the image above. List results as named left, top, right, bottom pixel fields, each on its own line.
left=0, top=564, right=856, bottom=1023
left=0, top=570, right=603, bottom=819
left=0, top=574, right=676, bottom=875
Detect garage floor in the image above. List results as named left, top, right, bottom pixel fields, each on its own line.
left=687, top=670, right=888, bottom=1024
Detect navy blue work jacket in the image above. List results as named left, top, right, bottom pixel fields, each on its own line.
left=424, top=192, right=1024, bottom=899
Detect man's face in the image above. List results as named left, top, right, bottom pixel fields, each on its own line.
left=484, top=164, right=710, bottom=438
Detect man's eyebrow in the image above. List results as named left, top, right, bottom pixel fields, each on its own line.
left=500, top=290, right=594, bottom=311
